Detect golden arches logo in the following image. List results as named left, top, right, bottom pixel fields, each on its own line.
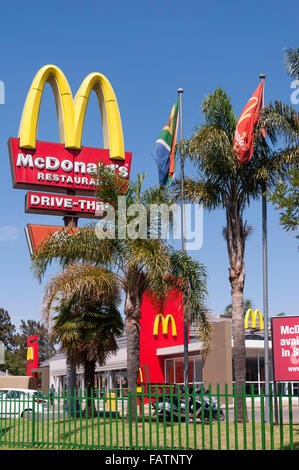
left=27, top=347, right=34, bottom=361
left=18, top=64, right=125, bottom=160
left=244, top=309, right=264, bottom=330
left=153, top=314, right=177, bottom=336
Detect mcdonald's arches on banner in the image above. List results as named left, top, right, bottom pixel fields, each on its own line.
left=26, top=347, right=33, bottom=361
left=8, top=65, right=132, bottom=196
left=153, top=314, right=177, bottom=336
left=244, top=309, right=264, bottom=330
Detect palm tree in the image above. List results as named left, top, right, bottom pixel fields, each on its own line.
left=41, top=261, right=123, bottom=415
left=32, top=172, right=210, bottom=421
left=177, top=88, right=298, bottom=420
left=52, top=296, right=123, bottom=416
left=284, top=47, right=299, bottom=79
left=224, top=298, right=254, bottom=316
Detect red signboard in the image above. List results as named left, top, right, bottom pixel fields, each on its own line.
left=25, top=224, right=79, bottom=256
left=139, top=288, right=188, bottom=385
left=27, top=335, right=38, bottom=386
left=9, top=137, right=132, bottom=195
left=25, top=191, right=106, bottom=218
left=272, top=316, right=299, bottom=381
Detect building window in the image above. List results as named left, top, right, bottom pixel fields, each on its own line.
left=111, top=370, right=128, bottom=397
left=165, top=356, right=202, bottom=384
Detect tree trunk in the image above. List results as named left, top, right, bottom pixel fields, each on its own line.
left=65, top=355, right=77, bottom=417
left=225, top=203, right=248, bottom=422
left=124, top=287, right=143, bottom=423
left=84, top=358, right=96, bottom=418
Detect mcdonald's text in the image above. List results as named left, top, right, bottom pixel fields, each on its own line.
left=9, top=138, right=132, bottom=195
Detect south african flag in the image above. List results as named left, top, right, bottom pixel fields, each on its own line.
left=152, top=98, right=179, bottom=186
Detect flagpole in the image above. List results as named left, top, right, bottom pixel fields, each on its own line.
left=259, top=72, right=270, bottom=424
left=178, top=88, right=189, bottom=389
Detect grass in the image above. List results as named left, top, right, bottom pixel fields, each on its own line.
left=0, top=415, right=298, bottom=450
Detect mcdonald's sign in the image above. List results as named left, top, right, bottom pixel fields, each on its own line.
left=244, top=309, right=264, bottom=330
left=153, top=314, right=177, bottom=337
left=26, top=347, right=34, bottom=361
left=8, top=65, right=132, bottom=197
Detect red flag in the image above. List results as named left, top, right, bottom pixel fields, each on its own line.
left=233, top=80, right=265, bottom=163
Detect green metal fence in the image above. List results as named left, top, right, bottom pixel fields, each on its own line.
left=0, top=383, right=298, bottom=450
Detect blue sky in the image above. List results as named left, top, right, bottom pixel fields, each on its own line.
left=0, top=0, right=297, bottom=328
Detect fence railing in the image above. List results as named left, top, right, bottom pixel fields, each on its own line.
left=0, top=383, right=298, bottom=450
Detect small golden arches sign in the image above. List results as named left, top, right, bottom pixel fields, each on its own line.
left=244, top=309, right=264, bottom=330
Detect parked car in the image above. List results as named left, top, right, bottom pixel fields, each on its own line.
left=0, top=388, right=46, bottom=418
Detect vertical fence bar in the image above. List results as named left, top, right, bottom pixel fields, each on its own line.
left=170, top=385, right=174, bottom=450
left=185, top=384, right=189, bottom=450
left=278, top=383, right=284, bottom=450
left=193, top=384, right=197, bottom=450
left=224, top=384, right=229, bottom=450
left=200, top=384, right=205, bottom=450
left=134, top=387, right=138, bottom=449
left=233, top=383, right=238, bottom=450
left=155, top=386, right=160, bottom=449
left=162, top=384, right=166, bottom=449
left=216, top=384, right=221, bottom=450
left=260, top=385, right=265, bottom=450
left=242, top=383, right=247, bottom=450
left=109, top=389, right=113, bottom=448
left=31, top=394, right=35, bottom=447
left=103, top=388, right=107, bottom=449
left=251, top=384, right=256, bottom=450
left=269, top=383, right=274, bottom=450
left=12, top=395, right=16, bottom=448
left=177, top=385, right=182, bottom=449
left=128, top=391, right=133, bottom=450
left=148, top=385, right=152, bottom=450
left=115, top=389, right=119, bottom=449
left=121, top=388, right=125, bottom=449
left=141, top=385, right=145, bottom=449
left=208, top=385, right=213, bottom=450
left=288, top=383, right=293, bottom=450
left=96, top=389, right=100, bottom=449
left=17, top=393, right=21, bottom=447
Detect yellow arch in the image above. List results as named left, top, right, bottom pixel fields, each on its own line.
left=74, top=73, right=124, bottom=159
left=18, top=65, right=125, bottom=160
left=153, top=314, right=177, bottom=336
left=244, top=309, right=264, bottom=330
left=27, top=347, right=34, bottom=360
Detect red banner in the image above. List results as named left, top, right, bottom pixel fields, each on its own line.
left=26, top=192, right=106, bottom=218
left=27, top=335, right=38, bottom=383
left=25, top=224, right=79, bottom=256
left=9, top=137, right=132, bottom=195
left=233, top=80, right=265, bottom=163
left=272, top=316, right=299, bottom=381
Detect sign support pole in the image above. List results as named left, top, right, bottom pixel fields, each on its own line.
left=178, top=88, right=189, bottom=390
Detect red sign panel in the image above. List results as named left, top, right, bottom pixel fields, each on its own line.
left=272, top=316, right=299, bottom=381
left=27, top=335, right=38, bottom=384
left=139, top=289, right=188, bottom=384
left=25, top=224, right=79, bottom=256
left=9, top=137, right=132, bottom=195
left=26, top=191, right=106, bottom=218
